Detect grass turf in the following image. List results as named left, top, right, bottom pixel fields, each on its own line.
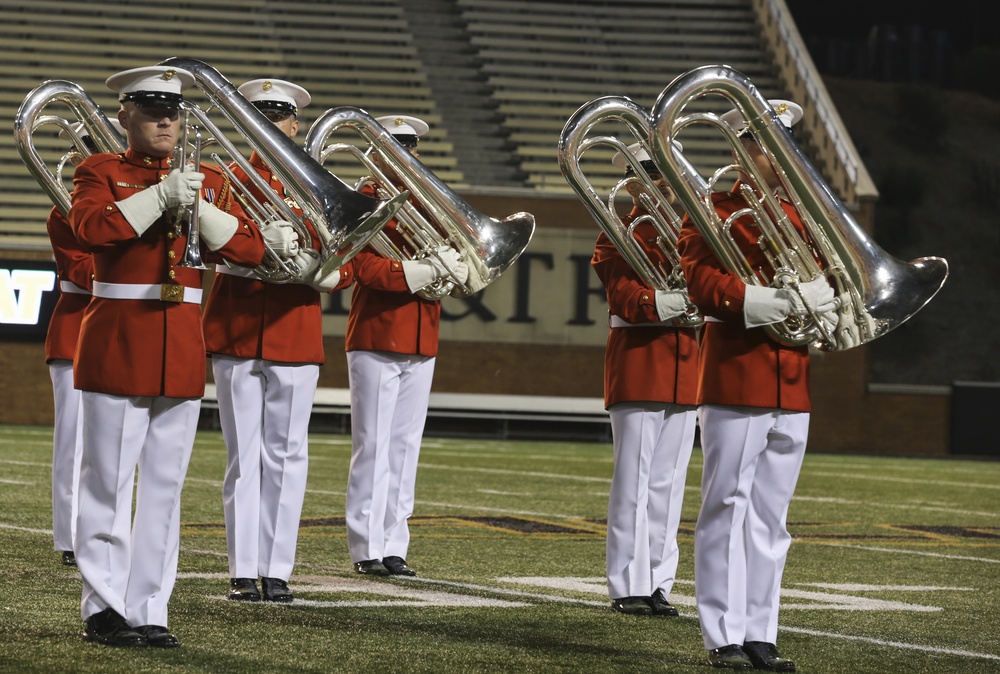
left=1, top=425, right=998, bottom=673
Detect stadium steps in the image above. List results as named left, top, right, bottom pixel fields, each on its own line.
left=397, top=0, right=528, bottom=188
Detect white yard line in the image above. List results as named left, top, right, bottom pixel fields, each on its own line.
left=793, top=495, right=997, bottom=518
left=815, top=542, right=1000, bottom=564
left=414, top=499, right=585, bottom=520
left=0, top=522, right=51, bottom=535
left=806, top=471, right=1000, bottom=491
left=779, top=626, right=1000, bottom=661
left=0, top=459, right=50, bottom=467
left=423, top=449, right=609, bottom=463
left=418, top=462, right=611, bottom=483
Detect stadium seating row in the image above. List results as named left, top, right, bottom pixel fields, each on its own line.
left=0, top=0, right=778, bottom=241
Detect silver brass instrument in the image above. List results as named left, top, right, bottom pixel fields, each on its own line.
left=304, top=106, right=536, bottom=297
left=173, top=117, right=207, bottom=269
left=557, top=95, right=702, bottom=328
left=158, top=57, right=410, bottom=282
left=14, top=80, right=125, bottom=216
left=323, top=143, right=467, bottom=300
left=648, top=64, right=948, bottom=351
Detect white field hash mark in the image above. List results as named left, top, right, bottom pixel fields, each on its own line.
left=180, top=572, right=530, bottom=608
left=180, top=572, right=998, bottom=662
left=493, top=577, right=949, bottom=612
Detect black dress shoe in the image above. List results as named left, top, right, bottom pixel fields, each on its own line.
left=743, top=641, right=796, bottom=672
left=382, top=556, right=417, bottom=576
left=261, top=577, right=293, bottom=603
left=708, top=644, right=753, bottom=670
left=649, top=589, right=679, bottom=616
left=228, top=577, right=261, bottom=601
left=610, top=596, right=653, bottom=616
left=353, top=559, right=390, bottom=576
left=82, top=608, right=147, bottom=648
left=134, top=625, right=180, bottom=648
left=60, top=551, right=77, bottom=566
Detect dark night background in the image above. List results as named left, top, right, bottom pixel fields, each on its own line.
left=786, top=0, right=1000, bottom=92
left=787, top=0, right=1000, bottom=387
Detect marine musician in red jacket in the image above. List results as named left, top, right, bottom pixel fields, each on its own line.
left=345, top=115, right=468, bottom=578
left=591, top=142, right=699, bottom=618
left=677, top=100, right=838, bottom=672
left=70, top=65, right=294, bottom=649
left=202, top=78, right=352, bottom=604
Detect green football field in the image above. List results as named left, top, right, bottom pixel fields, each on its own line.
left=1, top=424, right=998, bottom=673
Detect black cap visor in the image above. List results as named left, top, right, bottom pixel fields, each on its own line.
left=121, top=91, right=183, bottom=109
left=626, top=160, right=662, bottom=176
left=252, top=100, right=297, bottom=116
left=393, top=134, right=419, bottom=149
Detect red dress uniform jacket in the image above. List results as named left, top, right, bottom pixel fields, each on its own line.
left=344, top=184, right=440, bottom=357
left=676, top=183, right=811, bottom=412
left=591, top=208, right=699, bottom=409
left=71, top=148, right=265, bottom=398
left=202, top=152, right=354, bottom=365
left=45, top=206, right=93, bottom=363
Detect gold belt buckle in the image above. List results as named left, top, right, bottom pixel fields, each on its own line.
left=160, top=283, right=185, bottom=303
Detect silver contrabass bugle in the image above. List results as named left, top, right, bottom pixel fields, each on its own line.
left=647, top=64, right=948, bottom=351
left=14, top=79, right=125, bottom=216
left=158, top=57, right=410, bottom=280
left=556, top=94, right=703, bottom=328
left=305, top=106, right=535, bottom=297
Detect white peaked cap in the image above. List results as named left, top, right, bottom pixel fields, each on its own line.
left=375, top=114, right=430, bottom=137
left=105, top=66, right=194, bottom=98
left=611, top=140, right=683, bottom=171
left=238, top=78, right=311, bottom=113
left=720, top=99, right=804, bottom=133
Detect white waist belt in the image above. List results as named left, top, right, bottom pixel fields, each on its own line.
left=59, top=280, right=90, bottom=295
left=93, top=281, right=203, bottom=304
left=609, top=314, right=668, bottom=329
left=215, top=264, right=260, bottom=279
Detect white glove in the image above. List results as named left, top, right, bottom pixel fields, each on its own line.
left=430, top=245, right=470, bottom=285
left=654, top=289, right=690, bottom=322
left=309, top=268, right=341, bottom=293
left=288, top=249, right=320, bottom=279
left=156, top=169, right=204, bottom=209
left=198, top=201, right=238, bottom=251
left=450, top=261, right=470, bottom=285
left=432, top=246, right=462, bottom=274
left=262, top=220, right=299, bottom=258
left=402, top=258, right=444, bottom=293
left=743, top=284, right=797, bottom=328
left=793, top=276, right=838, bottom=313
left=818, top=307, right=840, bottom=337
left=114, top=169, right=203, bottom=237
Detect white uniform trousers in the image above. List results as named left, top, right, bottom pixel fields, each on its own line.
left=606, top=403, right=696, bottom=600
left=213, top=356, right=319, bottom=581
left=76, top=392, right=200, bottom=627
left=694, top=404, right=809, bottom=650
left=49, top=360, right=83, bottom=552
left=346, top=350, right=435, bottom=563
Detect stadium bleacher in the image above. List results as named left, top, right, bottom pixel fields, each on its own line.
left=0, top=0, right=788, bottom=243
